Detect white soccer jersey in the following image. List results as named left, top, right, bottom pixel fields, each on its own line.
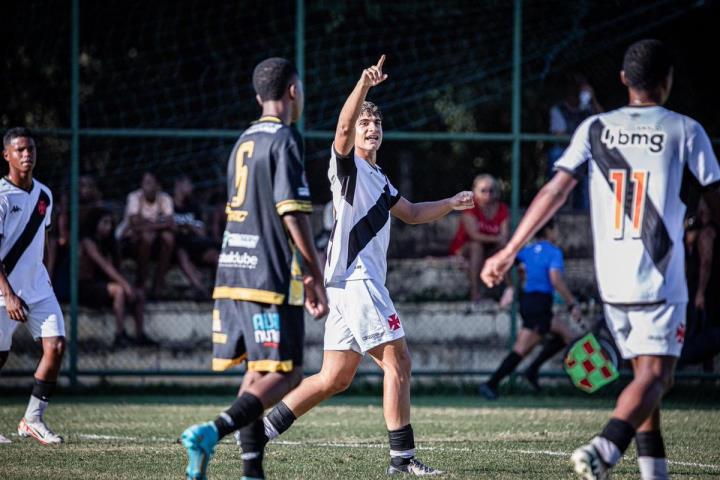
left=324, top=146, right=401, bottom=285
left=0, top=178, right=55, bottom=305
left=556, top=106, right=720, bottom=304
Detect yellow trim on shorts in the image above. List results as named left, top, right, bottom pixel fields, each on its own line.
left=247, top=359, right=294, bottom=373
left=212, top=354, right=247, bottom=372
left=212, top=333, right=228, bottom=344
left=213, top=286, right=285, bottom=305
left=276, top=199, right=313, bottom=215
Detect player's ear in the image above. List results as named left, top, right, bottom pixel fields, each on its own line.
left=255, top=94, right=263, bottom=107
left=620, top=70, right=629, bottom=87
left=288, top=82, right=297, bottom=100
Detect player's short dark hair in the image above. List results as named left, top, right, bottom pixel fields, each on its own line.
left=360, top=101, right=382, bottom=120
left=622, top=39, right=673, bottom=91
left=3, top=127, right=34, bottom=147
left=252, top=57, right=298, bottom=102
left=537, top=218, right=556, bottom=239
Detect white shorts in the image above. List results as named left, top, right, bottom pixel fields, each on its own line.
left=324, top=279, right=405, bottom=354
left=604, top=302, right=686, bottom=359
left=0, top=296, right=65, bottom=351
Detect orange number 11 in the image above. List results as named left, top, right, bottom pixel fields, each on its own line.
left=609, top=169, right=649, bottom=239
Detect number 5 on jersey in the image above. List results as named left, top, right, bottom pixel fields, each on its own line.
left=609, top=168, right=649, bottom=240
left=230, top=141, right=254, bottom=208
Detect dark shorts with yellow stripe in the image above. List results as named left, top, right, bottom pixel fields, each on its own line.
left=212, top=299, right=304, bottom=373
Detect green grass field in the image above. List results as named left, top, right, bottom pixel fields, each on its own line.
left=1, top=389, right=719, bottom=479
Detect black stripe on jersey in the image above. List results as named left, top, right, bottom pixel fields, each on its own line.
left=589, top=119, right=673, bottom=274
left=334, top=147, right=357, bottom=206
left=346, top=184, right=394, bottom=269
left=2, top=189, right=51, bottom=276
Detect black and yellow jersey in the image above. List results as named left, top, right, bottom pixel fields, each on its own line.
left=213, top=116, right=312, bottom=305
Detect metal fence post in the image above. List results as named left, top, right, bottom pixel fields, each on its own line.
left=508, top=0, right=523, bottom=385
left=69, top=0, right=80, bottom=387
left=295, top=0, right=305, bottom=133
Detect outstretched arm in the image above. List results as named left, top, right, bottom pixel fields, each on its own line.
left=481, top=171, right=577, bottom=287
left=334, top=55, right=388, bottom=155
left=391, top=191, right=473, bottom=225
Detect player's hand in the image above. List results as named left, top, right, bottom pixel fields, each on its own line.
left=481, top=248, right=516, bottom=288
left=695, top=291, right=705, bottom=311
left=303, top=275, right=329, bottom=320
left=360, top=55, right=388, bottom=88
left=569, top=303, right=582, bottom=322
left=5, top=292, right=28, bottom=323
left=450, top=191, right=474, bottom=211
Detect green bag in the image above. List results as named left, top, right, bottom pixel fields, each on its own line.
left=564, top=333, right=619, bottom=393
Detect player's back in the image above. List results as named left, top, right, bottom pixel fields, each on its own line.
left=214, top=116, right=312, bottom=306
left=558, top=106, right=720, bottom=304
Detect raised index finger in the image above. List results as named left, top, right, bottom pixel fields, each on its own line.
left=376, top=54, right=386, bottom=69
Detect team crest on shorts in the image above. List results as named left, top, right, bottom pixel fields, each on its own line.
left=676, top=324, right=685, bottom=343
left=387, top=313, right=401, bottom=331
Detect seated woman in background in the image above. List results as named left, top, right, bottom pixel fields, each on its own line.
left=449, top=174, right=510, bottom=302
left=79, top=208, right=156, bottom=348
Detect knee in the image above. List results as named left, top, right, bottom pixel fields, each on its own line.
left=160, top=231, right=175, bottom=247
left=320, top=369, right=355, bottom=395
left=44, top=337, right=66, bottom=359
left=383, top=351, right=412, bottom=383
left=109, top=283, right=124, bottom=300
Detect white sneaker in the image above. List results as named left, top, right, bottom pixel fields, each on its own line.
left=17, top=417, right=64, bottom=445
left=387, top=458, right=445, bottom=476
left=571, top=444, right=610, bottom=480
left=0, top=433, right=11, bottom=444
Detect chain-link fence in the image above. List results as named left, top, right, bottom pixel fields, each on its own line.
left=2, top=0, right=719, bottom=383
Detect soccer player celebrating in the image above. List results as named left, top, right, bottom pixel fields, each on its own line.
left=481, top=39, right=720, bottom=480
left=260, top=55, right=473, bottom=476
left=180, top=58, right=328, bottom=480
left=0, top=127, right=65, bottom=445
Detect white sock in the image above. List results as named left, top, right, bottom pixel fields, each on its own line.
left=638, top=456, right=668, bottom=480
left=591, top=436, right=622, bottom=466
left=390, top=448, right=416, bottom=459
left=262, top=417, right=280, bottom=440
left=24, top=395, right=48, bottom=422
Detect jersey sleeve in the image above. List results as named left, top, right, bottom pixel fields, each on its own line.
left=553, top=117, right=593, bottom=179
left=0, top=198, right=6, bottom=238
left=548, top=245, right=564, bottom=272
left=274, top=129, right=313, bottom=216
left=159, top=192, right=174, bottom=217
left=386, top=175, right=401, bottom=208
left=330, top=143, right=357, bottom=179
left=45, top=189, right=54, bottom=228
left=125, top=190, right=140, bottom=218
left=685, top=118, right=720, bottom=188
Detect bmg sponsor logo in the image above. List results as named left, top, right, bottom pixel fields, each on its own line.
left=601, top=126, right=665, bottom=153
left=253, top=312, right=280, bottom=347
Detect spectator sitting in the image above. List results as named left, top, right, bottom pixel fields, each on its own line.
left=173, top=174, right=219, bottom=299
left=116, top=171, right=175, bottom=297
left=80, top=208, right=156, bottom=347
left=449, top=174, right=509, bottom=301
left=548, top=73, right=603, bottom=210
left=51, top=174, right=107, bottom=300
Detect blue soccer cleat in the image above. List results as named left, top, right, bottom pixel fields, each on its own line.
left=180, top=421, right=219, bottom=480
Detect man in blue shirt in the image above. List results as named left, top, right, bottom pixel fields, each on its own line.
left=479, top=219, right=581, bottom=400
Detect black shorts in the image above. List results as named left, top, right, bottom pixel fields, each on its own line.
left=519, top=292, right=553, bottom=335
left=212, top=299, right=304, bottom=373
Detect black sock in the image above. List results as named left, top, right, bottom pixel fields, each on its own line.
left=487, top=351, right=523, bottom=389
left=635, top=430, right=666, bottom=458
left=240, top=418, right=268, bottom=479
left=600, top=418, right=636, bottom=456
left=31, top=378, right=56, bottom=402
left=265, top=401, right=297, bottom=438
left=389, top=424, right=415, bottom=467
left=524, top=335, right=566, bottom=378
left=213, top=392, right=264, bottom=439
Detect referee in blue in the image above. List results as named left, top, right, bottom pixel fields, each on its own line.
left=479, top=218, right=581, bottom=400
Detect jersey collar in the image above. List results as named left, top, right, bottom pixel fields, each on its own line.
left=2, top=176, right=34, bottom=193
left=255, top=115, right=283, bottom=124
